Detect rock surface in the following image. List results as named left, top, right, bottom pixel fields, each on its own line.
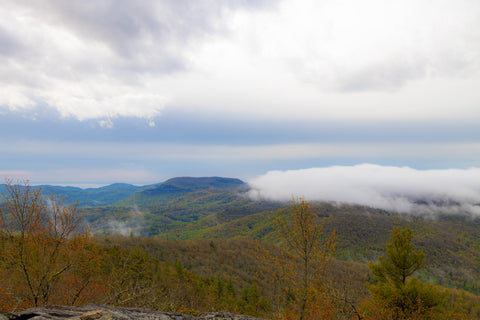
left=0, top=305, right=264, bottom=320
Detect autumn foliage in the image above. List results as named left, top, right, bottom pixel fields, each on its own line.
left=0, top=180, right=103, bottom=309
left=256, top=198, right=337, bottom=320
left=1, top=181, right=480, bottom=319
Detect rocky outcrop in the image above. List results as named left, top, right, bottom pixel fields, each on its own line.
left=0, top=305, right=264, bottom=320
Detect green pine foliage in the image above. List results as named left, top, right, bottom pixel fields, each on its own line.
left=368, top=226, right=445, bottom=318
left=369, top=227, right=426, bottom=287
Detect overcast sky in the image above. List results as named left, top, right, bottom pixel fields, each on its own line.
left=1, top=0, right=480, bottom=207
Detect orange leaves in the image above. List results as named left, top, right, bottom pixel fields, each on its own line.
left=0, top=180, right=100, bottom=309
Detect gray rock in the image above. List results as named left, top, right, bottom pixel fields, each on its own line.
left=197, top=312, right=261, bottom=320
left=6, top=305, right=263, bottom=320
left=0, top=312, right=16, bottom=320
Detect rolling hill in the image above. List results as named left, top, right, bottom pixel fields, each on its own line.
left=2, top=176, right=480, bottom=296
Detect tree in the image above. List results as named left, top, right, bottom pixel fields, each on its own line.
left=269, top=198, right=337, bottom=320
left=103, top=246, right=156, bottom=307
left=369, top=226, right=426, bottom=288
left=0, top=179, right=95, bottom=309
left=367, top=226, right=444, bottom=319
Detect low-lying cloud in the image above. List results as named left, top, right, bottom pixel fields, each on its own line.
left=248, top=164, right=480, bottom=215
left=105, top=205, right=147, bottom=236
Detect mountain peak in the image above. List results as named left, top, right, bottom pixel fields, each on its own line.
left=138, top=177, right=246, bottom=199
left=163, top=176, right=245, bottom=190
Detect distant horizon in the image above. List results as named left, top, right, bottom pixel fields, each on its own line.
left=4, top=162, right=480, bottom=189
left=4, top=164, right=480, bottom=216
left=1, top=174, right=251, bottom=189
left=1, top=1, right=479, bottom=204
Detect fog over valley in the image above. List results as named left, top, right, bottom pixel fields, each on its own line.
left=248, top=164, right=480, bottom=215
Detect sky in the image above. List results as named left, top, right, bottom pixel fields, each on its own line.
left=1, top=0, right=480, bottom=210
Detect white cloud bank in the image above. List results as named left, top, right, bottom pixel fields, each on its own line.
left=248, top=164, right=480, bottom=215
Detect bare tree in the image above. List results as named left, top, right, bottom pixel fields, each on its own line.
left=0, top=179, right=93, bottom=308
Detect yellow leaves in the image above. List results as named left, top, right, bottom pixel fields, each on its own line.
left=257, top=198, right=337, bottom=320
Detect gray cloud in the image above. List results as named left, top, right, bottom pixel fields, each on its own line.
left=0, top=25, right=24, bottom=56
left=34, top=1, right=202, bottom=73
left=0, top=0, right=479, bottom=124
left=0, top=0, right=280, bottom=120
left=277, top=0, right=480, bottom=92
left=5, top=0, right=280, bottom=75
left=248, top=164, right=480, bottom=215
left=336, top=57, right=428, bottom=92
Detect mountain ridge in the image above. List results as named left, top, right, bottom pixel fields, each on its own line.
left=0, top=176, right=247, bottom=208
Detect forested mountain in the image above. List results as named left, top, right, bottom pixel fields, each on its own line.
left=0, top=182, right=149, bottom=207
left=1, top=177, right=245, bottom=207
left=2, top=177, right=480, bottom=318
left=82, top=177, right=279, bottom=238
left=115, top=177, right=247, bottom=206
left=8, top=175, right=477, bottom=296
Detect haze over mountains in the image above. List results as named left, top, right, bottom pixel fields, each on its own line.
left=4, top=164, right=480, bottom=215
left=0, top=177, right=246, bottom=207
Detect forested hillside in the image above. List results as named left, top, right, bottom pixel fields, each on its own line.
left=72, top=177, right=480, bottom=297
left=1, top=179, right=480, bottom=319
